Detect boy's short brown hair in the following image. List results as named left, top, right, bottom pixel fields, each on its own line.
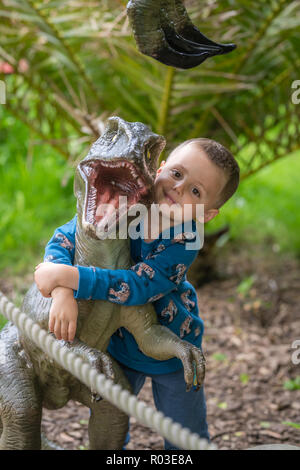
left=172, top=138, right=240, bottom=209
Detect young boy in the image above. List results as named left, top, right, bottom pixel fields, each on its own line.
left=34, top=137, right=240, bottom=449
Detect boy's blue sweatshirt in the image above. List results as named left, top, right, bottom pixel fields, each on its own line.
left=44, top=215, right=204, bottom=374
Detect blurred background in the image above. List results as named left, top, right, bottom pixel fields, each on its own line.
left=0, top=0, right=299, bottom=450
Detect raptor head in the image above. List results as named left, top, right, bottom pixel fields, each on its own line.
left=74, top=117, right=165, bottom=239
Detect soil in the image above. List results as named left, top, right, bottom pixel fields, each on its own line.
left=1, top=242, right=300, bottom=450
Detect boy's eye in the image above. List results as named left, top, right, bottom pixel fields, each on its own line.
left=192, top=187, right=200, bottom=198
left=172, top=170, right=181, bottom=178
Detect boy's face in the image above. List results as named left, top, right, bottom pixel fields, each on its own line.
left=154, top=143, right=228, bottom=223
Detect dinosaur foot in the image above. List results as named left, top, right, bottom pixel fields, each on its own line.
left=127, top=0, right=236, bottom=69
left=91, top=391, right=103, bottom=403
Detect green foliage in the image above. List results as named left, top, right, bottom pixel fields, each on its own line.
left=0, top=1, right=300, bottom=273
left=0, top=0, right=300, bottom=175
left=236, top=276, right=256, bottom=297
left=0, top=314, right=6, bottom=330
left=212, top=352, right=228, bottom=362
left=0, top=108, right=75, bottom=274
left=260, top=421, right=271, bottom=428
left=208, top=150, right=300, bottom=255
left=283, top=377, right=300, bottom=391
left=239, top=373, right=250, bottom=385
left=217, top=402, right=228, bottom=410
left=282, top=421, right=300, bottom=430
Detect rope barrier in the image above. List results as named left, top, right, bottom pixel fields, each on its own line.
left=0, top=291, right=216, bottom=450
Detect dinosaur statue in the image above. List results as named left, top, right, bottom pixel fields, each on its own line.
left=0, top=117, right=205, bottom=450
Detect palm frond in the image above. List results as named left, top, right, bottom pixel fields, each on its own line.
left=0, top=0, right=299, bottom=178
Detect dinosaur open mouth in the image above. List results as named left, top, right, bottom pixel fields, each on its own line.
left=80, top=159, right=151, bottom=233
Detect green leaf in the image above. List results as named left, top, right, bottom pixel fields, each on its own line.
left=236, top=275, right=256, bottom=297
left=240, top=373, right=249, bottom=385
left=283, top=377, right=300, bottom=391
left=79, top=419, right=88, bottom=425
left=212, top=352, right=228, bottom=362
left=260, top=422, right=271, bottom=428
left=282, top=421, right=300, bottom=430
left=217, top=402, right=228, bottom=410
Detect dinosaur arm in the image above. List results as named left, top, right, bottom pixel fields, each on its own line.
left=121, top=304, right=205, bottom=389
left=73, top=241, right=198, bottom=305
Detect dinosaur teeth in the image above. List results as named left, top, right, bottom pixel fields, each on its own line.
left=86, top=160, right=149, bottom=191
left=84, top=159, right=150, bottom=228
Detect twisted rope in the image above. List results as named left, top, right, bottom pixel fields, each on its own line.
left=0, top=291, right=216, bottom=450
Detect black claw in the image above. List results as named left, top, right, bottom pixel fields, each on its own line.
left=91, top=392, right=103, bottom=403
left=180, top=24, right=237, bottom=54
left=164, top=26, right=224, bottom=55
left=157, top=25, right=236, bottom=69
left=152, top=45, right=211, bottom=69
left=186, top=384, right=192, bottom=392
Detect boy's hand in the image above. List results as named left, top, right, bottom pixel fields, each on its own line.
left=49, top=287, right=78, bottom=342
left=34, top=262, right=79, bottom=297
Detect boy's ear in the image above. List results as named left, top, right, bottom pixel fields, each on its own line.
left=203, top=208, right=219, bottom=223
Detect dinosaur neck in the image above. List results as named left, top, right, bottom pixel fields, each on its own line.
left=74, top=218, right=131, bottom=270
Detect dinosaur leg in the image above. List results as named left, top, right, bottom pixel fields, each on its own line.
left=89, top=399, right=129, bottom=450
left=71, top=356, right=131, bottom=450
left=0, top=324, right=42, bottom=450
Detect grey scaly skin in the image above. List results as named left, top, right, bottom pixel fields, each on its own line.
left=0, top=117, right=205, bottom=450
left=126, top=0, right=236, bottom=69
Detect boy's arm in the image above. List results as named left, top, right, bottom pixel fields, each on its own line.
left=38, top=216, right=78, bottom=342
left=73, top=240, right=199, bottom=306
left=35, top=215, right=77, bottom=296
left=43, top=216, right=77, bottom=266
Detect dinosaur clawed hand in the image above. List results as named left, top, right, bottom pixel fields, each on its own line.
left=127, top=0, right=236, bottom=69
left=179, top=343, right=206, bottom=391
left=87, top=349, right=115, bottom=380
left=87, top=350, right=116, bottom=402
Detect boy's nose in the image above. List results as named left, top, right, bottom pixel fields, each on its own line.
left=173, top=181, right=184, bottom=196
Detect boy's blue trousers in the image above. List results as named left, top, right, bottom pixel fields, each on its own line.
left=120, top=363, right=210, bottom=450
